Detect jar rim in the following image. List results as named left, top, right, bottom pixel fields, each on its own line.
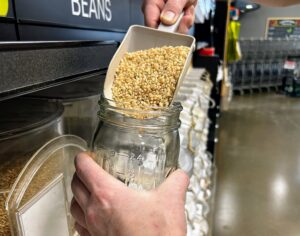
left=99, top=95, right=183, bottom=116
left=97, top=95, right=182, bottom=130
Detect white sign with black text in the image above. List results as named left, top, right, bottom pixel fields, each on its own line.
left=71, top=0, right=112, bottom=21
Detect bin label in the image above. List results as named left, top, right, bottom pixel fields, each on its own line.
left=15, top=0, right=130, bottom=31
left=71, top=0, right=112, bottom=22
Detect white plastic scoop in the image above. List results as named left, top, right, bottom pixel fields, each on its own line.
left=103, top=13, right=196, bottom=104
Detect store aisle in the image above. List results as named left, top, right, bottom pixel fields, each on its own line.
left=213, top=94, right=300, bottom=236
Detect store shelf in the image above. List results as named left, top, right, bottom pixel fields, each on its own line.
left=0, top=40, right=118, bottom=101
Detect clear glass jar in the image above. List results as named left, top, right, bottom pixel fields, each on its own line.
left=92, top=96, right=182, bottom=190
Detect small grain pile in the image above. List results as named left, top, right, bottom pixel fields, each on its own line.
left=112, top=46, right=190, bottom=110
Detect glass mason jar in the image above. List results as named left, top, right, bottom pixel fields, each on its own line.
left=92, top=96, right=182, bottom=190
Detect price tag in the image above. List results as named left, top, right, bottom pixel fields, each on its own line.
left=17, top=175, right=70, bottom=236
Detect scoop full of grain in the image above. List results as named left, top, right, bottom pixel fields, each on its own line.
left=112, top=46, right=190, bottom=110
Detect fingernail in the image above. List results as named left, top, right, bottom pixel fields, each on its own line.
left=162, top=11, right=176, bottom=22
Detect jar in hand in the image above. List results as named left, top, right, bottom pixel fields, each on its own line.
left=92, top=96, right=182, bottom=190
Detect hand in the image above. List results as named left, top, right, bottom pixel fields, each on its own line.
left=71, top=152, right=190, bottom=236
left=142, top=0, right=197, bottom=34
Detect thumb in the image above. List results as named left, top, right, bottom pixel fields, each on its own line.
left=160, top=0, right=190, bottom=25
left=157, top=169, right=190, bottom=199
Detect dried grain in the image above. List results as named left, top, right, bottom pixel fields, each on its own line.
left=0, top=192, right=10, bottom=235
left=0, top=157, right=30, bottom=236
left=0, top=157, right=29, bottom=190
left=0, top=154, right=60, bottom=235
left=112, top=46, right=190, bottom=110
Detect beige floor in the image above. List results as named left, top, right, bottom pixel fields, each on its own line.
left=213, top=94, right=300, bottom=236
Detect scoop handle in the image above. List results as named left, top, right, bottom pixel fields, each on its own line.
left=158, top=12, right=184, bottom=33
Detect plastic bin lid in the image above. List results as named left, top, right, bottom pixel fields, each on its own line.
left=0, top=98, right=63, bottom=139
left=6, top=135, right=87, bottom=236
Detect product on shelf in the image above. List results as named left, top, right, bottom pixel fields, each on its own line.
left=177, top=68, right=216, bottom=236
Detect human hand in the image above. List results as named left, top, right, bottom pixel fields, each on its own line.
left=71, top=152, right=189, bottom=236
left=142, top=0, right=197, bottom=34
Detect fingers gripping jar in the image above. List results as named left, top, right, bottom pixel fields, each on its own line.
left=92, top=96, right=182, bottom=190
